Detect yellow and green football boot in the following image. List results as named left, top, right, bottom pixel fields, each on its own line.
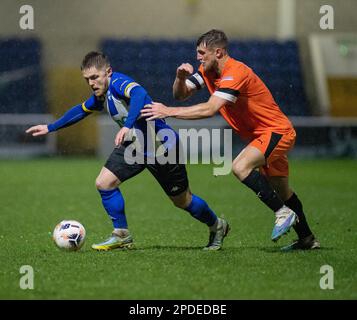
left=91, top=233, right=134, bottom=251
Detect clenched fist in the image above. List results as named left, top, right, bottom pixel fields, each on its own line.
left=176, top=63, right=194, bottom=80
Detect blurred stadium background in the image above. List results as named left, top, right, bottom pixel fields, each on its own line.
left=1, top=0, right=357, bottom=301
left=1, top=0, right=357, bottom=159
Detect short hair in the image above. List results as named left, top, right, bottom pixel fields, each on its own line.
left=80, top=51, right=110, bottom=70
left=196, top=29, right=228, bottom=50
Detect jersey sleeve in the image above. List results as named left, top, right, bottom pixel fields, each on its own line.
left=81, top=95, right=105, bottom=113
left=186, top=65, right=205, bottom=90
left=213, top=66, right=247, bottom=103
left=111, top=77, right=140, bottom=99
left=124, top=86, right=150, bottom=129
left=47, top=104, right=89, bottom=132
left=111, top=75, right=148, bottom=129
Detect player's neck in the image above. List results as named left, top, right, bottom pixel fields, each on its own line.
left=216, top=55, right=230, bottom=76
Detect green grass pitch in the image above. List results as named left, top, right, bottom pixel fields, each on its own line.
left=0, top=158, right=356, bottom=299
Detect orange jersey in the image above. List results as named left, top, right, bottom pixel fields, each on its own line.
left=186, top=57, right=293, bottom=140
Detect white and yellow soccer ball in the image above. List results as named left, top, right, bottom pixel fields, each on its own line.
left=53, top=220, right=86, bottom=251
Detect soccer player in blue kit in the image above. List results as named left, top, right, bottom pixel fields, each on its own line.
left=26, top=51, right=229, bottom=251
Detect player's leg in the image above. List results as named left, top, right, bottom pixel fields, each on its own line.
left=169, top=188, right=230, bottom=251
left=92, top=146, right=144, bottom=251
left=170, top=188, right=217, bottom=228
left=146, top=161, right=217, bottom=227
left=268, top=175, right=320, bottom=251
left=232, top=145, right=284, bottom=211
left=95, top=167, right=126, bottom=232
left=232, top=132, right=297, bottom=241
left=147, top=161, right=229, bottom=250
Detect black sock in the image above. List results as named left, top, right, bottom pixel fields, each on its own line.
left=285, top=193, right=313, bottom=239
left=242, top=170, right=284, bottom=212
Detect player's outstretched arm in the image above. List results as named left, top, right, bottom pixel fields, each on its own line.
left=141, top=95, right=227, bottom=121
left=25, top=125, right=49, bottom=136
left=173, top=63, right=195, bottom=101
left=25, top=104, right=91, bottom=137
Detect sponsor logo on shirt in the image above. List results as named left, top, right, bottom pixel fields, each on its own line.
left=221, top=76, right=234, bottom=82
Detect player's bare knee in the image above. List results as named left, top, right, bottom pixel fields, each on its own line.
left=95, top=177, right=106, bottom=190
left=95, top=176, right=118, bottom=190
left=232, top=159, right=251, bottom=181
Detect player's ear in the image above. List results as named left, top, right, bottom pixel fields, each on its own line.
left=106, top=66, right=113, bottom=77
left=216, top=48, right=224, bottom=59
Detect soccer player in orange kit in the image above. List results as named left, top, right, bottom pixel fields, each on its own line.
left=141, top=29, right=320, bottom=251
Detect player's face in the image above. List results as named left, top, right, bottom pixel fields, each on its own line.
left=196, top=44, right=217, bottom=72
left=82, top=66, right=112, bottom=97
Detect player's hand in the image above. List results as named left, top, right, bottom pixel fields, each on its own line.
left=115, top=127, right=130, bottom=146
left=176, top=63, right=194, bottom=80
left=25, top=125, right=49, bottom=136
left=141, top=103, right=171, bottom=121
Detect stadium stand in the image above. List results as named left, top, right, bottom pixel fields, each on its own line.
left=0, top=38, right=53, bottom=158
left=102, top=39, right=310, bottom=116
left=0, top=38, right=46, bottom=114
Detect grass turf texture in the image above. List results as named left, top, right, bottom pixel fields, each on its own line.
left=0, top=158, right=356, bottom=299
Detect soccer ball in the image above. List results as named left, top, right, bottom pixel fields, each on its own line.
left=53, top=220, right=86, bottom=251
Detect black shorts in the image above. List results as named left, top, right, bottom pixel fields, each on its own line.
left=104, top=145, right=189, bottom=196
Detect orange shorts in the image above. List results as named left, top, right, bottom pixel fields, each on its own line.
left=248, top=129, right=296, bottom=177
